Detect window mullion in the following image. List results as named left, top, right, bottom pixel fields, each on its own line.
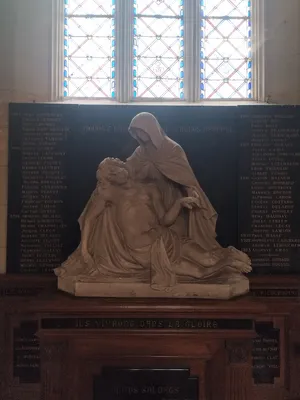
left=184, top=0, right=200, bottom=102
left=51, top=0, right=64, bottom=101
left=115, top=0, right=123, bottom=102
left=193, top=0, right=200, bottom=102
left=252, top=0, right=265, bottom=102
left=183, top=0, right=193, bottom=102
left=116, top=0, right=132, bottom=103
left=124, top=0, right=134, bottom=102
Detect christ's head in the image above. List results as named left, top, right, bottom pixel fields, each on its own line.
left=97, top=158, right=129, bottom=189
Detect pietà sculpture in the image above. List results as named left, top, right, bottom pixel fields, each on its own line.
left=55, top=112, right=251, bottom=298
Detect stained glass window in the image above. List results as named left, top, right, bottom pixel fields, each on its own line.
left=200, top=0, right=252, bottom=99
left=64, top=0, right=115, bottom=98
left=133, top=0, right=184, bottom=99
left=61, top=0, right=254, bottom=101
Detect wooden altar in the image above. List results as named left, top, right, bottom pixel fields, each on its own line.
left=1, top=275, right=300, bottom=400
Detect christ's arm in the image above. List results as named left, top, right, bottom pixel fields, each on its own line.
left=150, top=186, right=181, bottom=227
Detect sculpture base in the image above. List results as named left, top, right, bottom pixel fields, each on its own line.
left=57, top=275, right=249, bottom=299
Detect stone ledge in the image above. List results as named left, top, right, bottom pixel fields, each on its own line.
left=58, top=275, right=249, bottom=299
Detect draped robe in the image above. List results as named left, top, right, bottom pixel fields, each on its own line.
left=128, top=112, right=220, bottom=252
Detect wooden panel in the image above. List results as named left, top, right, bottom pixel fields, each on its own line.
left=40, top=340, right=68, bottom=400
left=64, top=334, right=224, bottom=359
left=225, top=340, right=253, bottom=400
left=1, top=276, right=300, bottom=399
left=288, top=329, right=300, bottom=398
left=0, top=313, right=7, bottom=400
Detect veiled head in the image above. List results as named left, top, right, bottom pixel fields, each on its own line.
left=128, top=112, right=165, bottom=148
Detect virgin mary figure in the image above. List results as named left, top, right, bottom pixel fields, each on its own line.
left=127, top=112, right=220, bottom=252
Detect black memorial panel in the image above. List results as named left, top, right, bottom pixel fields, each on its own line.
left=252, top=321, right=280, bottom=384
left=7, top=104, right=77, bottom=273
left=8, top=104, right=237, bottom=273
left=238, top=106, right=300, bottom=274
left=13, top=320, right=40, bottom=384
left=8, top=103, right=300, bottom=275
left=93, top=368, right=198, bottom=400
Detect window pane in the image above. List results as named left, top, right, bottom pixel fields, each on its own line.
left=200, top=0, right=252, bottom=99
left=64, top=0, right=115, bottom=98
left=133, top=0, right=184, bottom=99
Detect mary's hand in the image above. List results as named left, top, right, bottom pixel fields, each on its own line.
left=180, top=197, right=201, bottom=210
left=186, top=186, right=199, bottom=199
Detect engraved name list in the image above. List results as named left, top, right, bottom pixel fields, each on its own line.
left=239, top=108, right=300, bottom=273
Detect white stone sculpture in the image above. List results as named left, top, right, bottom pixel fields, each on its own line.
left=55, top=112, right=251, bottom=298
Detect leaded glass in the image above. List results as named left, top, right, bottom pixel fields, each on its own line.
left=64, top=0, right=115, bottom=98
left=133, top=0, right=184, bottom=99
left=200, top=0, right=252, bottom=99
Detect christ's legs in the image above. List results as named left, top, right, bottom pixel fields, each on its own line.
left=181, top=241, right=224, bottom=267
left=178, top=242, right=252, bottom=279
left=174, top=258, right=231, bottom=280
left=181, top=242, right=251, bottom=270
